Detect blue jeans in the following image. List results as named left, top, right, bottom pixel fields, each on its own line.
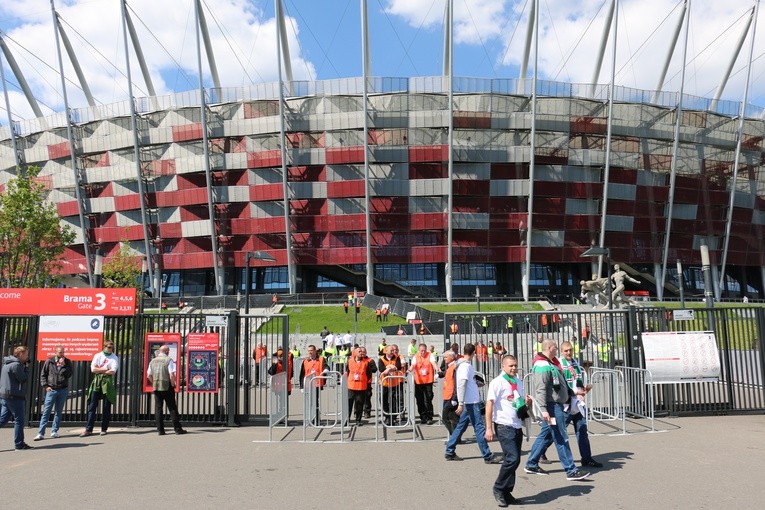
left=85, top=391, right=112, bottom=433
left=538, top=410, right=593, bottom=463
left=0, top=397, right=26, bottom=448
left=493, top=424, right=523, bottom=495
left=526, top=402, right=577, bottom=475
left=445, top=402, right=492, bottom=460
left=38, top=388, right=69, bottom=436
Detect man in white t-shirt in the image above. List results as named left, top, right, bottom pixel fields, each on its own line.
left=485, top=354, right=531, bottom=506
left=444, top=343, right=500, bottom=464
left=81, top=341, right=119, bottom=437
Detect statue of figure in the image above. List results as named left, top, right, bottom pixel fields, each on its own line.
left=611, top=264, right=641, bottom=307
left=580, top=276, right=610, bottom=307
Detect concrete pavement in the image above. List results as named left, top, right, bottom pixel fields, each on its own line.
left=1, top=414, right=764, bottom=509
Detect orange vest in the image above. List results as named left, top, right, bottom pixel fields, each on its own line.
left=412, top=353, right=435, bottom=384
left=541, top=315, right=548, bottom=326
left=303, top=357, right=325, bottom=388
left=379, top=356, right=404, bottom=387
left=254, top=345, right=266, bottom=362
left=442, top=362, right=457, bottom=401
left=475, top=344, right=487, bottom=362
left=347, top=357, right=371, bottom=391
left=275, top=353, right=294, bottom=393
left=450, top=323, right=458, bottom=334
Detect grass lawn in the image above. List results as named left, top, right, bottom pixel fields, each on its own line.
left=283, top=302, right=544, bottom=334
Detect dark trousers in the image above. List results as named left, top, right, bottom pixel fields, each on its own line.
left=414, top=383, right=434, bottom=421
left=154, top=389, right=182, bottom=432
left=85, top=391, right=112, bottom=433
left=493, top=424, right=523, bottom=496
left=382, top=385, right=402, bottom=423
left=363, top=386, right=372, bottom=414
left=348, top=389, right=366, bottom=421
left=442, top=402, right=464, bottom=441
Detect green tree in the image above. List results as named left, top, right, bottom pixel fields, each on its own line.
left=102, top=241, right=142, bottom=291
left=0, top=166, right=74, bottom=287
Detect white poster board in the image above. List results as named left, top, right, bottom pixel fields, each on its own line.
left=642, top=331, right=721, bottom=384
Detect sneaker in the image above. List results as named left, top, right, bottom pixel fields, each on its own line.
left=493, top=491, right=509, bottom=507
left=99, top=431, right=108, bottom=436
left=50, top=432, right=60, bottom=439
left=540, top=454, right=551, bottom=464
left=524, top=466, right=549, bottom=475
left=175, top=429, right=188, bottom=435
left=79, top=431, right=93, bottom=437
left=15, top=443, right=33, bottom=450
left=566, top=469, right=590, bottom=481
left=485, top=454, right=503, bottom=464
left=445, top=453, right=463, bottom=461
left=33, top=434, right=44, bottom=441
left=581, top=459, right=603, bottom=468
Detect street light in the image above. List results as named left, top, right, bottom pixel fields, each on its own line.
left=244, top=251, right=277, bottom=314
left=581, top=246, right=614, bottom=368
left=93, top=249, right=104, bottom=288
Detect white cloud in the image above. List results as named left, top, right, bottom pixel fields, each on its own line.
left=0, top=0, right=315, bottom=120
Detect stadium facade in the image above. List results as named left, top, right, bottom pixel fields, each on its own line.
left=1, top=2, right=764, bottom=301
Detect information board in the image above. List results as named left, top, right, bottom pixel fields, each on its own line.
left=36, top=315, right=104, bottom=361
left=143, top=332, right=181, bottom=393
left=187, top=332, right=219, bottom=393
left=642, top=331, right=721, bottom=384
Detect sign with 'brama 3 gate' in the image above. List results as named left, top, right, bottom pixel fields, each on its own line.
left=0, top=288, right=136, bottom=316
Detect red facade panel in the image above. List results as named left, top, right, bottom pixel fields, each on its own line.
left=172, top=123, right=203, bottom=142
left=409, top=163, right=447, bottom=179
left=453, top=180, right=490, bottom=196
left=567, top=182, right=603, bottom=198
left=409, top=145, right=448, bottom=162
left=326, top=180, right=365, bottom=198
left=47, top=141, right=71, bottom=160
left=635, top=185, right=669, bottom=202
left=453, top=111, right=491, bottom=129
left=247, top=150, right=282, bottom=168
left=114, top=194, right=141, bottom=210
left=325, top=147, right=364, bottom=164
left=57, top=201, right=80, bottom=217
left=490, top=163, right=528, bottom=180
left=410, top=213, right=446, bottom=230
left=249, top=184, right=284, bottom=201
left=156, top=189, right=208, bottom=207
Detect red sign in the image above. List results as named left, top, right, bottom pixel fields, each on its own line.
left=0, top=288, right=136, bottom=316
left=143, top=332, right=181, bottom=393
left=36, top=315, right=105, bottom=361
left=187, top=332, right=220, bottom=350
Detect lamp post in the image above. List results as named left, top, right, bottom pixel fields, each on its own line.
left=93, top=249, right=104, bottom=288
left=139, top=258, right=147, bottom=314
left=244, top=251, right=277, bottom=315
left=676, top=259, right=685, bottom=308
left=581, top=246, right=614, bottom=367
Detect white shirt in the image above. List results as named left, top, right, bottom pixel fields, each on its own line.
left=342, top=333, right=353, bottom=346
left=91, top=352, right=119, bottom=373
left=325, top=334, right=335, bottom=347
left=456, top=360, right=480, bottom=404
left=486, top=373, right=525, bottom=428
left=146, top=356, right=176, bottom=377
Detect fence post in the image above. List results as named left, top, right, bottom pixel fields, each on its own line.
left=282, top=313, right=290, bottom=417
left=25, top=315, right=40, bottom=424
left=227, top=309, right=239, bottom=426
left=717, top=309, right=735, bottom=410
left=129, top=313, right=143, bottom=427
left=625, top=307, right=638, bottom=368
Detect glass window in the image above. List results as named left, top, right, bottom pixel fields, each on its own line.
left=263, top=267, right=288, bottom=290
left=453, top=263, right=496, bottom=286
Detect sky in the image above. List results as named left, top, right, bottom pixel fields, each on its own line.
left=1, top=0, right=765, bottom=122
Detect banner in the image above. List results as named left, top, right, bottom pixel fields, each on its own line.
left=36, top=315, right=104, bottom=361
left=143, top=333, right=181, bottom=393
left=187, top=332, right=219, bottom=393
left=642, top=331, right=721, bottom=384
left=0, top=288, right=136, bottom=316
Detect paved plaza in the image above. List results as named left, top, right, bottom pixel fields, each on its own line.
left=2, top=413, right=763, bottom=509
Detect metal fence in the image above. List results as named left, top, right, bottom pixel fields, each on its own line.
left=1, top=311, right=289, bottom=428
left=444, top=306, right=765, bottom=416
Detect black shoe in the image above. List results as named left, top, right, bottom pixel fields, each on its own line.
left=158, top=430, right=166, bottom=436
left=15, top=443, right=33, bottom=450
left=485, top=454, right=503, bottom=464
left=581, top=459, right=603, bottom=468
left=175, top=429, right=188, bottom=435
left=445, top=453, right=463, bottom=461
left=506, top=494, right=520, bottom=505
left=566, top=469, right=590, bottom=481
left=493, top=491, right=509, bottom=507
left=363, top=412, right=371, bottom=419
left=524, top=466, right=549, bottom=475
